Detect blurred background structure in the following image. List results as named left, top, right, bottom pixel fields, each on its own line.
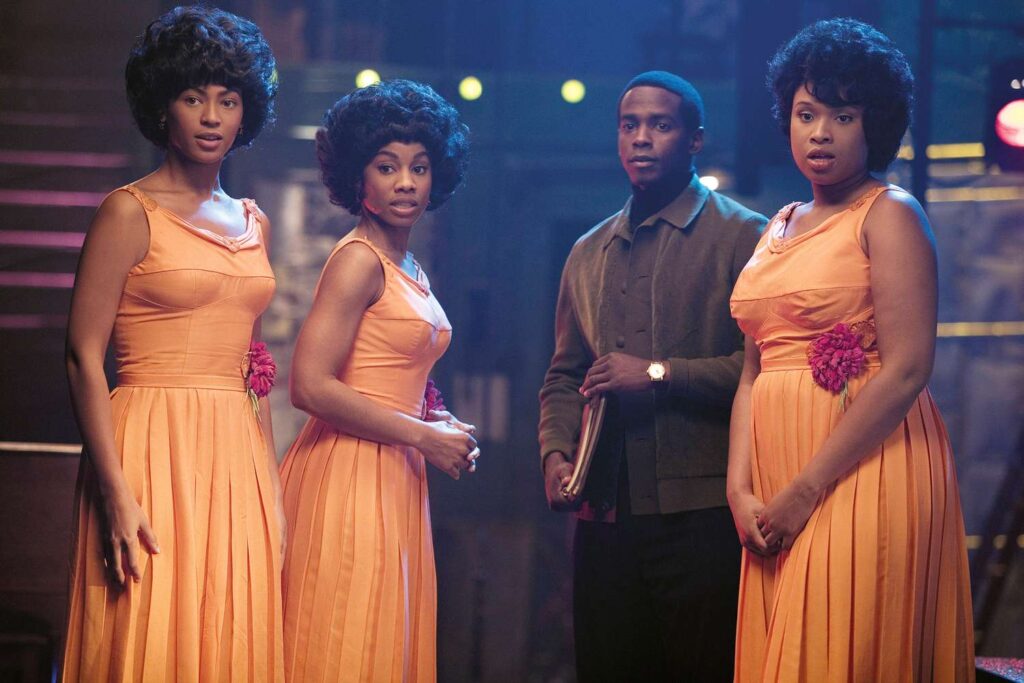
left=0, top=0, right=1022, bottom=680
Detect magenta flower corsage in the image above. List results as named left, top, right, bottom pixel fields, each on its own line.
left=422, top=379, right=446, bottom=419
left=243, top=341, right=277, bottom=419
left=806, top=321, right=876, bottom=410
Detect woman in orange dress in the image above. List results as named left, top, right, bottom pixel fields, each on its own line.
left=62, top=7, right=284, bottom=681
left=728, top=19, right=975, bottom=682
left=280, top=80, right=475, bottom=682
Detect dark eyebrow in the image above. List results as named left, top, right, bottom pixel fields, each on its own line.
left=373, top=150, right=431, bottom=162
left=619, top=111, right=679, bottom=121
left=185, top=85, right=240, bottom=96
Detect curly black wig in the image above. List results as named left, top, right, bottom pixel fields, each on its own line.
left=767, top=18, right=914, bottom=172
left=316, top=79, right=470, bottom=214
left=125, top=5, right=277, bottom=150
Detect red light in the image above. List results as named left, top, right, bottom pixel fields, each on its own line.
left=995, top=100, right=1024, bottom=147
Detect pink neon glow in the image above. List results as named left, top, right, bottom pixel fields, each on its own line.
left=0, top=189, right=105, bottom=207
left=0, top=314, right=68, bottom=329
left=0, top=150, right=131, bottom=168
left=0, top=231, right=85, bottom=248
left=996, top=100, right=1024, bottom=148
left=0, top=272, right=75, bottom=288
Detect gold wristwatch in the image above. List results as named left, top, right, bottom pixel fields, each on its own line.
left=646, top=361, right=667, bottom=383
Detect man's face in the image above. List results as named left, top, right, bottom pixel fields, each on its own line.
left=617, top=86, right=702, bottom=189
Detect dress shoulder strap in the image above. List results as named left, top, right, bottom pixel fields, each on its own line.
left=852, top=184, right=909, bottom=244
left=115, top=184, right=159, bottom=212
left=313, top=234, right=391, bottom=299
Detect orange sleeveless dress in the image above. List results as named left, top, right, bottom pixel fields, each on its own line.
left=61, top=186, right=284, bottom=682
left=279, top=236, right=452, bottom=682
left=729, top=186, right=975, bottom=682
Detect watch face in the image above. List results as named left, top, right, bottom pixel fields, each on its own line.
left=648, top=362, right=666, bottom=381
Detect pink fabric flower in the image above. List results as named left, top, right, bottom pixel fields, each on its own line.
left=807, top=323, right=869, bottom=408
left=246, top=341, right=277, bottom=399
left=424, top=379, right=446, bottom=416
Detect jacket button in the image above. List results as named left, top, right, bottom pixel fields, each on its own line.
left=600, top=501, right=612, bottom=512
left=615, top=336, right=625, bottom=348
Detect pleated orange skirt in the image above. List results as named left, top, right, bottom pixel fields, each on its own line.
left=280, top=417, right=437, bottom=683
left=735, top=366, right=975, bottom=682
left=61, top=385, right=285, bottom=682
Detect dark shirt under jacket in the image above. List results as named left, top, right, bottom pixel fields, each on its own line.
left=539, top=173, right=766, bottom=519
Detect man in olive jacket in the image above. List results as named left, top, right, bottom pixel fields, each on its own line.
left=539, top=71, right=765, bottom=682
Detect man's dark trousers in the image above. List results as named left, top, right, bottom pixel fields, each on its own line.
left=573, top=505, right=742, bottom=682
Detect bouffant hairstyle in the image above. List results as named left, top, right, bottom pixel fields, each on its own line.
left=767, top=18, right=914, bottom=172
left=316, top=79, right=470, bottom=214
left=125, top=5, right=277, bottom=150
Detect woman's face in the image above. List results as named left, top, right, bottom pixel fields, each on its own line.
left=789, top=83, right=869, bottom=186
left=361, top=141, right=432, bottom=229
left=165, top=84, right=244, bottom=163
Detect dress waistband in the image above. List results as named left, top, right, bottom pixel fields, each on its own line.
left=759, top=352, right=881, bottom=372
left=117, top=372, right=245, bottom=392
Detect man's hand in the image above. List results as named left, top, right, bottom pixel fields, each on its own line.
left=544, top=451, right=578, bottom=512
left=580, top=352, right=661, bottom=398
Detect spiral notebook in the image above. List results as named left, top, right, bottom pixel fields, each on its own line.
left=561, top=395, right=607, bottom=500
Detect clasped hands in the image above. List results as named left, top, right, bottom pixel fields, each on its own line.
left=730, top=479, right=820, bottom=556
left=423, top=408, right=479, bottom=480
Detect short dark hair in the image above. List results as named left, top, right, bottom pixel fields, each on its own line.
left=619, top=71, right=705, bottom=132
left=767, top=18, right=914, bottom=172
left=125, top=5, right=277, bottom=151
left=316, top=79, right=470, bottom=215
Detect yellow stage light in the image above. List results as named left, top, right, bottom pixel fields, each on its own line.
left=561, top=79, right=586, bottom=104
left=355, top=69, right=381, bottom=88
left=459, top=76, right=483, bottom=101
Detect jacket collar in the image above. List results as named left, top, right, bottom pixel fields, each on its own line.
left=603, top=172, right=710, bottom=249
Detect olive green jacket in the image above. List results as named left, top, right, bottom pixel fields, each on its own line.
left=538, top=174, right=766, bottom=518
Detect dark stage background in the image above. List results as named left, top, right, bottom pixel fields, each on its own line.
left=0, top=0, right=1022, bottom=680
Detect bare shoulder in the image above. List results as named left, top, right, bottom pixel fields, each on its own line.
left=862, top=188, right=935, bottom=254
left=318, top=239, right=385, bottom=307
left=94, top=188, right=148, bottom=228
left=85, top=189, right=150, bottom=259
left=864, top=189, right=930, bottom=235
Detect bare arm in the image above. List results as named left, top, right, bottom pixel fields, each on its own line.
left=758, top=192, right=939, bottom=549
left=290, top=241, right=477, bottom=479
left=66, top=190, right=159, bottom=584
left=726, top=335, right=772, bottom=555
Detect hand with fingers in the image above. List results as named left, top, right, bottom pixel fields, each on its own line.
left=580, top=352, right=656, bottom=398
left=425, top=409, right=479, bottom=472
left=728, top=491, right=775, bottom=557
left=419, top=420, right=479, bottom=479
left=543, top=451, right=578, bottom=512
left=756, top=480, right=820, bottom=552
left=99, top=489, right=160, bottom=586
